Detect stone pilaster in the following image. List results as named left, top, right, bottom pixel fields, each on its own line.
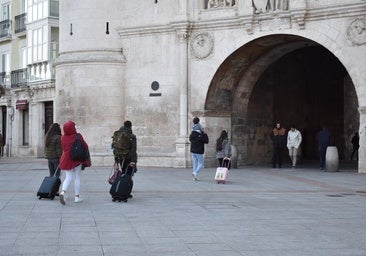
left=358, top=106, right=366, bottom=173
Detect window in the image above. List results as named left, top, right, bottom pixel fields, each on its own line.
left=2, top=3, right=9, bottom=21
left=1, top=53, right=10, bottom=73
left=28, top=25, right=48, bottom=64
left=20, top=45, right=27, bottom=68
left=27, top=0, right=49, bottom=22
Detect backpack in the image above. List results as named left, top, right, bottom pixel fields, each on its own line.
left=71, top=133, right=88, bottom=161
left=112, top=130, right=131, bottom=157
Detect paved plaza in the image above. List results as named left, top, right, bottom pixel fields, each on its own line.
left=0, top=158, right=366, bottom=256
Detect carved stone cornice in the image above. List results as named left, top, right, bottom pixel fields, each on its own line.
left=115, top=2, right=365, bottom=36
left=54, top=49, right=126, bottom=67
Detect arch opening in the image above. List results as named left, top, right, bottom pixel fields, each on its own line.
left=206, top=34, right=359, bottom=167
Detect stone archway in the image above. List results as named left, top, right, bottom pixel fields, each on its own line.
left=205, top=34, right=359, bottom=167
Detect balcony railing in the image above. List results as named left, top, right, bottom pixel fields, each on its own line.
left=28, top=61, right=55, bottom=82
left=14, top=13, right=26, bottom=34
left=11, top=69, right=27, bottom=88
left=0, top=20, right=11, bottom=39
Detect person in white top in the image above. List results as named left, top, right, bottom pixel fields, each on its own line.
left=287, top=125, right=302, bottom=167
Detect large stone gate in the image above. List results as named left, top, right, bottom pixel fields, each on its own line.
left=55, top=0, right=366, bottom=171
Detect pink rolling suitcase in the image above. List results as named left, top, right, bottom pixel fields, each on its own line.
left=214, top=158, right=231, bottom=184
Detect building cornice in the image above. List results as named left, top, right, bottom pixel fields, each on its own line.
left=116, top=2, right=365, bottom=37
left=54, top=48, right=126, bottom=66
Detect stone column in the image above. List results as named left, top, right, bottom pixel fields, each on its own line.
left=175, top=31, right=190, bottom=168
left=358, top=106, right=366, bottom=173
left=55, top=0, right=127, bottom=166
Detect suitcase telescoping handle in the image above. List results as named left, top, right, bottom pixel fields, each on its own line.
left=53, top=164, right=61, bottom=178
left=221, top=157, right=231, bottom=168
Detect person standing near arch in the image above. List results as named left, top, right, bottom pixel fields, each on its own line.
left=271, top=122, right=287, bottom=168
left=316, top=126, right=332, bottom=170
left=351, top=132, right=359, bottom=161
left=287, top=125, right=302, bottom=168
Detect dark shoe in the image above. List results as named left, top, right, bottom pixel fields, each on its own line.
left=55, top=192, right=60, bottom=197
left=128, top=194, right=133, bottom=198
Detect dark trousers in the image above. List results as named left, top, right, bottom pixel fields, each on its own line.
left=319, top=149, right=327, bottom=169
left=48, top=158, right=60, bottom=177
left=117, top=157, right=135, bottom=176
left=351, top=147, right=359, bottom=160
left=272, top=146, right=284, bottom=167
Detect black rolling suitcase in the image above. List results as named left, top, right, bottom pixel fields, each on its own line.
left=110, top=174, right=133, bottom=202
left=37, top=174, right=61, bottom=200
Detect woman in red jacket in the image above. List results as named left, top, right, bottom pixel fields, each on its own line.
left=59, top=121, right=91, bottom=205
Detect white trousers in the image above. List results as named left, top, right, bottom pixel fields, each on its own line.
left=61, top=164, right=82, bottom=195
left=288, top=147, right=298, bottom=166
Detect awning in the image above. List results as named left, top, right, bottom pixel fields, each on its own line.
left=16, top=100, right=28, bottom=110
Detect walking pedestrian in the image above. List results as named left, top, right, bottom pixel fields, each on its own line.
left=216, top=130, right=232, bottom=169
left=189, top=117, right=209, bottom=180
left=44, top=123, right=62, bottom=178
left=59, top=121, right=91, bottom=205
left=287, top=125, right=302, bottom=168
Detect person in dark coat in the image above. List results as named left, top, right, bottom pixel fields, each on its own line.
left=271, top=122, right=287, bottom=168
left=44, top=123, right=62, bottom=177
left=189, top=117, right=209, bottom=180
left=316, top=126, right=332, bottom=170
left=351, top=132, right=359, bottom=161
left=113, top=120, right=137, bottom=176
left=59, top=121, right=91, bottom=205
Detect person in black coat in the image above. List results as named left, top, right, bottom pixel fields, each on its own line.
left=271, top=122, right=287, bottom=168
left=351, top=132, right=359, bottom=161
left=189, top=117, right=209, bottom=180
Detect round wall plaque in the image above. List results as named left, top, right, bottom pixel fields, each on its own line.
left=151, top=81, right=159, bottom=91
left=190, top=33, right=214, bottom=59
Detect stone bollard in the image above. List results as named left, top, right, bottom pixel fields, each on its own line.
left=325, top=146, right=339, bottom=172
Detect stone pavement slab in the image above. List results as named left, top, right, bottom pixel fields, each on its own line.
left=0, top=158, right=366, bottom=256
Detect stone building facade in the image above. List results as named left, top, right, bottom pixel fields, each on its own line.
left=3, top=0, right=366, bottom=172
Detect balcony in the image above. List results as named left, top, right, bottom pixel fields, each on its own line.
left=14, top=13, right=26, bottom=34
left=28, top=61, right=55, bottom=82
left=0, top=20, right=11, bottom=40
left=11, top=69, right=27, bottom=88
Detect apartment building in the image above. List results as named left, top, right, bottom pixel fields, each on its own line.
left=0, top=0, right=59, bottom=157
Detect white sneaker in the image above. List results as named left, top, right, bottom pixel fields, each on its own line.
left=74, top=197, right=83, bottom=203
left=59, top=191, right=67, bottom=205
left=192, top=173, right=198, bottom=181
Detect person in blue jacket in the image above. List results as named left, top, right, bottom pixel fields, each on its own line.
left=316, top=126, right=332, bottom=170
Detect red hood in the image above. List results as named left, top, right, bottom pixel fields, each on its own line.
left=63, top=121, right=77, bottom=135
